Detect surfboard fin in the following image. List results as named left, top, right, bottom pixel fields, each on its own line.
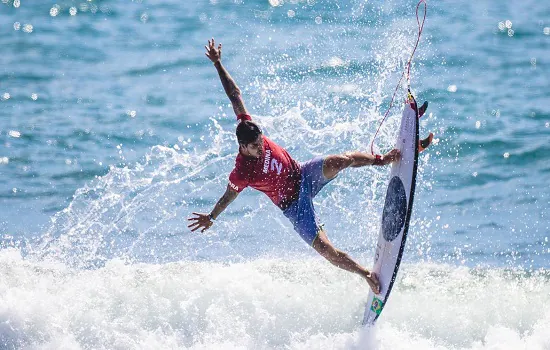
left=419, top=132, right=434, bottom=152
left=418, top=101, right=428, bottom=118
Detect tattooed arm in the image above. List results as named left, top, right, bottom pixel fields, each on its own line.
left=205, top=38, right=249, bottom=117
left=187, top=185, right=239, bottom=233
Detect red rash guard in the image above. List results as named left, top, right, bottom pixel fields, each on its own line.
left=229, top=134, right=301, bottom=209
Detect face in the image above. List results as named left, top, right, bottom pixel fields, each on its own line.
left=240, top=135, right=263, bottom=158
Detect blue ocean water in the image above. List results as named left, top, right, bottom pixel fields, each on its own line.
left=1, top=0, right=549, bottom=349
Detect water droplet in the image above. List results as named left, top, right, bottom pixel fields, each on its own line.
left=8, top=130, right=21, bottom=138
left=268, top=0, right=281, bottom=6
left=327, top=56, right=345, bottom=67
left=447, top=85, right=457, bottom=92
left=31, top=93, right=38, bottom=100
left=508, top=29, right=514, bottom=37
left=140, top=13, right=149, bottom=23
left=13, top=0, right=20, bottom=8
left=505, top=20, right=512, bottom=29
left=545, top=122, right=549, bottom=128
left=503, top=152, right=510, bottom=158
left=544, top=27, right=550, bottom=35
left=315, top=16, right=322, bottom=24
left=13, top=22, right=21, bottom=31
left=127, top=110, right=137, bottom=118
left=472, top=172, right=478, bottom=177
left=498, top=22, right=505, bottom=31
left=69, top=7, right=77, bottom=16
left=475, top=121, right=481, bottom=129
left=50, top=5, right=60, bottom=17
left=22, top=24, right=33, bottom=33
left=287, top=10, right=295, bottom=18
left=0, top=157, right=9, bottom=165
left=530, top=58, right=536, bottom=66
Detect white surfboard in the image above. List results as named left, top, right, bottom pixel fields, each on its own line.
left=363, top=92, right=420, bottom=326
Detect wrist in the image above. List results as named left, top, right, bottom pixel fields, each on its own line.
left=373, top=154, right=383, bottom=166
left=213, top=60, right=221, bottom=67
left=208, top=213, right=215, bottom=221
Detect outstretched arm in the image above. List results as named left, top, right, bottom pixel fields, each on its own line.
left=205, top=38, right=249, bottom=117
left=187, top=184, right=239, bottom=233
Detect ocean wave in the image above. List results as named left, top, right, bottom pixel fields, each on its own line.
left=1, top=251, right=549, bottom=349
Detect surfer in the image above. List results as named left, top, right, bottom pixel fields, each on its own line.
left=188, top=39, right=405, bottom=295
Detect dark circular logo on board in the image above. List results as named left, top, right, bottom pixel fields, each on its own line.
left=382, top=176, right=407, bottom=242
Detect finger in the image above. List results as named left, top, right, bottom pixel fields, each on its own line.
left=188, top=222, right=198, bottom=228
left=205, top=45, right=209, bottom=51
left=191, top=225, right=201, bottom=232
left=218, top=43, right=222, bottom=50
left=192, top=212, right=203, bottom=216
left=212, top=37, right=215, bottom=47
left=201, top=226, right=209, bottom=233
left=187, top=217, right=199, bottom=221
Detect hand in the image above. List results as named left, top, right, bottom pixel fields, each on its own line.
left=382, top=149, right=401, bottom=165
left=188, top=212, right=213, bottom=233
left=205, top=38, right=222, bottom=63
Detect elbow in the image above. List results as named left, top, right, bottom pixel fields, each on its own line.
left=229, top=89, right=242, bottom=99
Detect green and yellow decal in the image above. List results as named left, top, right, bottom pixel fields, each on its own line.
left=370, top=297, right=384, bottom=315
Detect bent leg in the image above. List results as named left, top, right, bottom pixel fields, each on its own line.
left=312, top=228, right=380, bottom=294
left=322, top=152, right=384, bottom=180
left=322, top=154, right=353, bottom=180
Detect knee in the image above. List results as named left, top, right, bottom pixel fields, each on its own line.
left=325, top=154, right=353, bottom=172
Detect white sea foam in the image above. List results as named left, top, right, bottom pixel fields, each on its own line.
left=2, top=249, right=549, bottom=349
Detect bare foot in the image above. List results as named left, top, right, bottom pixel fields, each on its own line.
left=366, top=271, right=380, bottom=294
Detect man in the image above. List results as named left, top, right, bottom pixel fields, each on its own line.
left=188, top=38, right=410, bottom=294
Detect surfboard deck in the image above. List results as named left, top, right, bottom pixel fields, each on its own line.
left=362, top=93, right=421, bottom=326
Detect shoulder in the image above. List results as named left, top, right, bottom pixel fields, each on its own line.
left=263, top=135, right=282, bottom=150
left=233, top=152, right=254, bottom=171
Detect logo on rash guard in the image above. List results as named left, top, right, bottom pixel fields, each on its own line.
left=229, top=181, right=239, bottom=191
left=263, top=150, right=271, bottom=173
left=262, top=149, right=283, bottom=175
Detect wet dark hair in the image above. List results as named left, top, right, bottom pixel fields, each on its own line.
left=236, top=120, right=262, bottom=146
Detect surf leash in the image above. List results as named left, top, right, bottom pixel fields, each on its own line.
left=370, top=0, right=427, bottom=155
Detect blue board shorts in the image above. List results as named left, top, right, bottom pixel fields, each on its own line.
left=282, top=157, right=335, bottom=246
